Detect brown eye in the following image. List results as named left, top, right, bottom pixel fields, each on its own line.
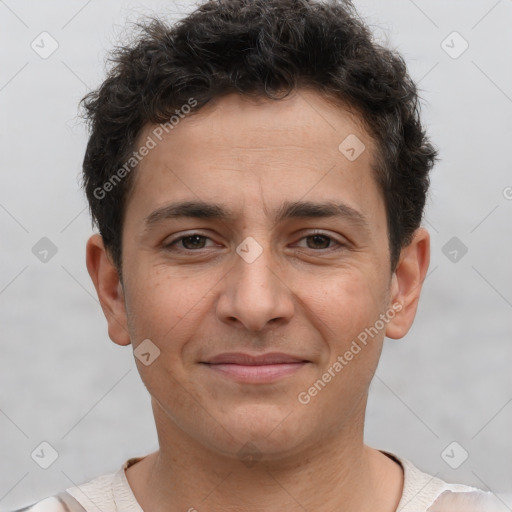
left=164, top=233, right=215, bottom=252
left=305, top=234, right=334, bottom=249
left=179, top=235, right=208, bottom=250
left=293, top=232, right=345, bottom=253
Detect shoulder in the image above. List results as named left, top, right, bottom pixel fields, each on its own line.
left=63, top=457, right=143, bottom=510
left=9, top=456, right=145, bottom=512
left=387, top=452, right=509, bottom=512
left=428, top=489, right=511, bottom=511
left=9, top=468, right=120, bottom=512
left=64, top=470, right=118, bottom=510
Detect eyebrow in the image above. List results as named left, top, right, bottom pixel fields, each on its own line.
left=144, top=200, right=370, bottom=232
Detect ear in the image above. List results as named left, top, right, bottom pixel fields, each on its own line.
left=86, top=234, right=131, bottom=346
left=385, top=228, right=430, bottom=339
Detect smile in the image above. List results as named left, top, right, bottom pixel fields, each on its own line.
left=202, top=352, right=309, bottom=383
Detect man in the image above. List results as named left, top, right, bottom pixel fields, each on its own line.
left=12, top=0, right=507, bottom=510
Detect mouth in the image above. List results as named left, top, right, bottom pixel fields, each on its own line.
left=201, top=352, right=310, bottom=383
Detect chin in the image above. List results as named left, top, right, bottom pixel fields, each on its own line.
left=206, top=404, right=310, bottom=459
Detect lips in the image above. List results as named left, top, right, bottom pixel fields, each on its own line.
left=202, top=352, right=309, bottom=383
left=205, top=352, right=308, bottom=365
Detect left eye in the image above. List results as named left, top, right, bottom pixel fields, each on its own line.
left=295, top=234, right=340, bottom=250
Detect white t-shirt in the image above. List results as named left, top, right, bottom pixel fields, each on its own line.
left=12, top=451, right=508, bottom=511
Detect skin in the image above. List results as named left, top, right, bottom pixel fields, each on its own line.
left=87, top=89, right=430, bottom=512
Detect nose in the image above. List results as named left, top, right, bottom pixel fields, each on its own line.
left=216, top=241, right=295, bottom=332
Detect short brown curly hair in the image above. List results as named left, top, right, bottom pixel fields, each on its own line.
left=81, top=0, right=438, bottom=274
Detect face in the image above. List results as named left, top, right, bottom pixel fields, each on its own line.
left=87, top=89, right=429, bottom=460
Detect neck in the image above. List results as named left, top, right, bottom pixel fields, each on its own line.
left=126, top=400, right=403, bottom=512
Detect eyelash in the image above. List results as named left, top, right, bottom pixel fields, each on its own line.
left=164, top=231, right=345, bottom=253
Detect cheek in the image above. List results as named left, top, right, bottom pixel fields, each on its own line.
left=123, top=262, right=228, bottom=370
left=123, top=270, right=210, bottom=399
left=301, top=273, right=386, bottom=399
left=124, top=265, right=199, bottom=343
left=304, top=268, right=388, bottom=399
left=305, top=267, right=386, bottom=343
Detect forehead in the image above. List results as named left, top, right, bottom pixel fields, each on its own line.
left=125, top=89, right=385, bottom=231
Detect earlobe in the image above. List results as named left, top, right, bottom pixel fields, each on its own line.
left=86, top=234, right=131, bottom=346
left=385, top=228, right=430, bottom=340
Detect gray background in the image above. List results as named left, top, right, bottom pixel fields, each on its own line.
left=1, top=0, right=511, bottom=509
